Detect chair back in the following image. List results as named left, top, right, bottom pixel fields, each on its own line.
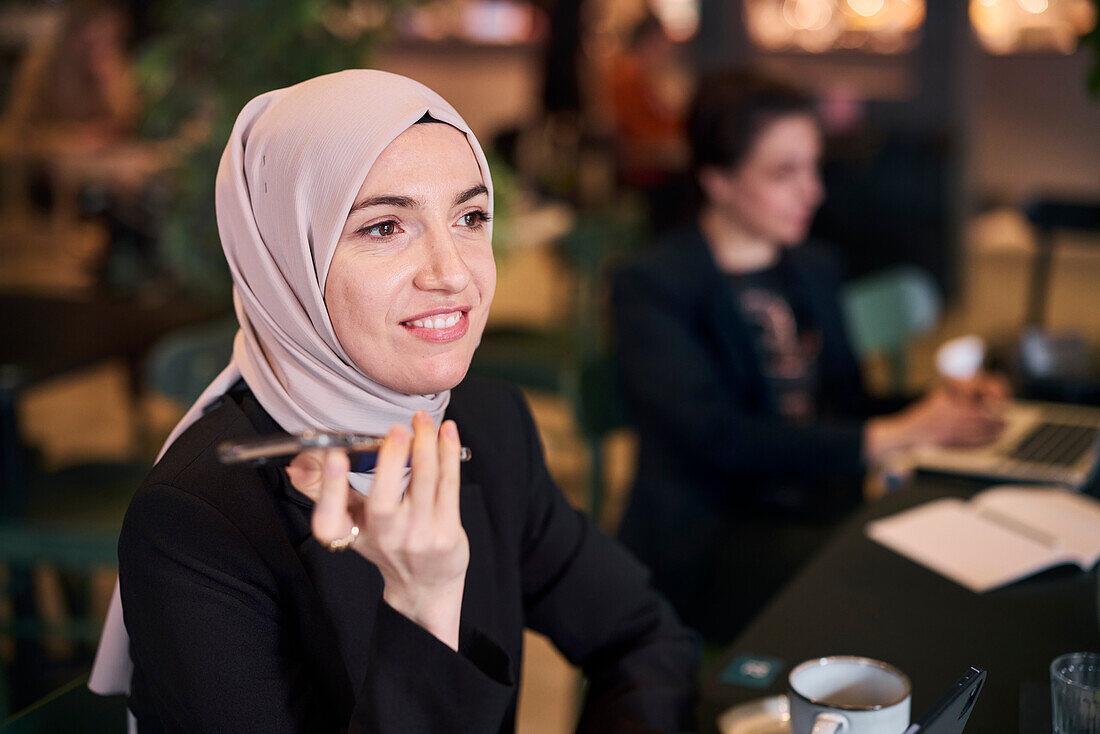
left=841, top=265, right=942, bottom=393
left=0, top=521, right=121, bottom=719
left=0, top=316, right=235, bottom=718
left=144, top=317, right=238, bottom=405
left=568, top=355, right=631, bottom=529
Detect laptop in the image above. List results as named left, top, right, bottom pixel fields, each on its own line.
left=912, top=400, right=1100, bottom=489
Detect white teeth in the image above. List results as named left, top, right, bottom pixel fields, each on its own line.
left=407, top=312, right=462, bottom=329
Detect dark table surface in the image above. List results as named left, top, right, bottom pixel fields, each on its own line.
left=699, top=475, right=1100, bottom=734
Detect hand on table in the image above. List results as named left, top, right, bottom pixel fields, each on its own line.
left=899, top=386, right=1006, bottom=447
left=866, top=373, right=1009, bottom=463
left=285, top=411, right=469, bottom=650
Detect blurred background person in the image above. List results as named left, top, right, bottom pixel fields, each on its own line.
left=3, top=0, right=138, bottom=150
left=611, top=70, right=1008, bottom=643
left=0, top=0, right=172, bottom=294
left=607, top=13, right=691, bottom=234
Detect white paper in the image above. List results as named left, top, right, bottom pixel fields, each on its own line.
left=866, top=486, right=1100, bottom=593
left=971, top=487, right=1100, bottom=567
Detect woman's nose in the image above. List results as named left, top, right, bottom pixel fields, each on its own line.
left=414, top=230, right=473, bottom=293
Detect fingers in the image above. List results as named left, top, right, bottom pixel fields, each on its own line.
left=945, top=378, right=988, bottom=408
left=969, top=413, right=1005, bottom=443
left=407, top=411, right=439, bottom=521
left=978, top=373, right=1012, bottom=404
left=311, top=449, right=353, bottom=543
left=436, top=420, right=461, bottom=522
left=944, top=405, right=1005, bottom=446
left=945, top=373, right=1012, bottom=410
left=285, top=449, right=325, bottom=500
left=332, top=415, right=469, bottom=642
left=308, top=414, right=463, bottom=561
left=371, top=423, right=411, bottom=513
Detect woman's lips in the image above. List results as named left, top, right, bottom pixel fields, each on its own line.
left=401, top=310, right=469, bottom=343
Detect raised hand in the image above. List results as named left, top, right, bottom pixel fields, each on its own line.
left=286, top=411, right=468, bottom=650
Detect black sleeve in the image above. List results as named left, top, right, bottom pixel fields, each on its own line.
left=511, top=390, right=702, bottom=734
left=120, top=483, right=512, bottom=734
left=612, top=265, right=866, bottom=491
left=355, top=602, right=514, bottom=733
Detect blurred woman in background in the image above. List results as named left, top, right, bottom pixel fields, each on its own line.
left=612, top=70, right=1006, bottom=642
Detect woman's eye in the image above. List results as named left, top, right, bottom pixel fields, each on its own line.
left=359, top=221, right=397, bottom=238
left=459, top=210, right=491, bottom=228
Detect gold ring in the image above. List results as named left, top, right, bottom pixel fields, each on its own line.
left=325, top=525, right=359, bottom=552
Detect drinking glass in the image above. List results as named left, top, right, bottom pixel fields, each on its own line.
left=1051, top=652, right=1100, bottom=734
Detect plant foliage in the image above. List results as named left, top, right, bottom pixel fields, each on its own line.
left=136, top=0, right=395, bottom=301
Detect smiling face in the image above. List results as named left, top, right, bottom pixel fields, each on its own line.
left=324, top=123, right=495, bottom=395
left=701, top=113, right=824, bottom=247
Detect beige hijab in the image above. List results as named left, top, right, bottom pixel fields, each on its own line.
left=90, top=69, right=493, bottom=696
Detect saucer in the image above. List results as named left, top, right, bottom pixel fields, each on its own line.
left=717, top=694, right=790, bottom=734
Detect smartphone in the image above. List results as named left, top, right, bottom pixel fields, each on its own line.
left=217, top=430, right=472, bottom=472
left=902, top=667, right=986, bottom=734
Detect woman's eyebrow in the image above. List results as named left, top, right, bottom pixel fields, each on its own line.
left=349, top=194, right=421, bottom=214
left=453, top=184, right=488, bottom=207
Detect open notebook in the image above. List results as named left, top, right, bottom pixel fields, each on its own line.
left=866, top=487, right=1100, bottom=593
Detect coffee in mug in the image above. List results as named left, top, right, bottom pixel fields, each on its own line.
left=788, top=656, right=912, bottom=734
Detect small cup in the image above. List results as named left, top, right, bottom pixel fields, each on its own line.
left=936, top=335, right=986, bottom=381
left=788, top=656, right=911, bottom=734
left=1050, top=652, right=1100, bottom=734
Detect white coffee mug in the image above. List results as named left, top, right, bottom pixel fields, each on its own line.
left=788, top=656, right=912, bottom=734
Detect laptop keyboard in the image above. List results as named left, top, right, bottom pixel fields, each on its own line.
left=1009, top=422, right=1099, bottom=467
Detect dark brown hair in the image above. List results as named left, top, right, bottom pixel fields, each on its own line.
left=688, top=69, right=816, bottom=175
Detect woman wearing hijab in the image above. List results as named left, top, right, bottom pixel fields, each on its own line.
left=89, top=70, right=699, bottom=733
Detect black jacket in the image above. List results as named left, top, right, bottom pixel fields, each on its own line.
left=612, top=225, right=876, bottom=516
left=611, top=226, right=892, bottom=639
left=119, top=375, right=699, bottom=733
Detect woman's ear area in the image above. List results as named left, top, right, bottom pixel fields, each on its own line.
left=697, top=165, right=732, bottom=203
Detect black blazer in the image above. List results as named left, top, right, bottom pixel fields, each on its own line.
left=119, top=376, right=699, bottom=733
left=611, top=224, right=875, bottom=516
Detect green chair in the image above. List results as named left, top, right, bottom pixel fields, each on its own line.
left=1, top=420, right=149, bottom=715
left=0, top=316, right=237, bottom=716
left=841, top=265, right=942, bottom=394
left=568, top=355, right=630, bottom=530
left=144, top=316, right=238, bottom=406
left=0, top=519, right=122, bottom=718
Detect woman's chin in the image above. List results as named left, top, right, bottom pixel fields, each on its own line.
left=777, top=227, right=810, bottom=246
left=388, top=363, right=472, bottom=397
